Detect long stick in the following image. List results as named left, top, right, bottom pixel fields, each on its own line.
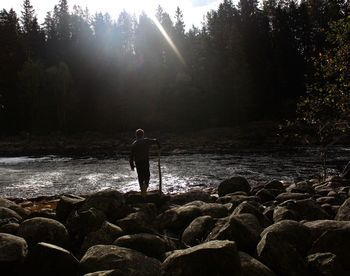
left=158, top=148, right=162, bottom=194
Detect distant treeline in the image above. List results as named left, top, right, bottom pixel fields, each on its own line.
left=0, top=0, right=348, bottom=134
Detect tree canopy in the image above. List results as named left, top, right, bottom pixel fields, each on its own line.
left=0, top=0, right=348, bottom=134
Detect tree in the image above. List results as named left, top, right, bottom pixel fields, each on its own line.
left=297, top=15, right=350, bottom=176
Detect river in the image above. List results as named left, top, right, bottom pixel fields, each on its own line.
left=0, top=146, right=349, bottom=199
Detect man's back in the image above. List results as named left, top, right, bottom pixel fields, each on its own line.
left=131, top=138, right=156, bottom=164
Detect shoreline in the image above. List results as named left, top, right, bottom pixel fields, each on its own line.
left=1, top=172, right=350, bottom=275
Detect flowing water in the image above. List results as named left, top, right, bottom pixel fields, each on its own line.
left=0, top=147, right=349, bottom=199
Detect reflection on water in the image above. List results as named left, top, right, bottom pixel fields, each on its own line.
left=0, top=147, right=348, bottom=199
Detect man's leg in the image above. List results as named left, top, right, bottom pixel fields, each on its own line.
left=136, top=163, right=149, bottom=196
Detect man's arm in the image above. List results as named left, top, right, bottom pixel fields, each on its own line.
left=129, top=145, right=135, bottom=170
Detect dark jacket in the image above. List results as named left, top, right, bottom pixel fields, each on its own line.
left=129, top=138, right=159, bottom=169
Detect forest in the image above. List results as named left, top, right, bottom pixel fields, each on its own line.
left=0, top=0, right=349, bottom=134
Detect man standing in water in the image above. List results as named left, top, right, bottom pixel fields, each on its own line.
left=130, top=129, right=160, bottom=196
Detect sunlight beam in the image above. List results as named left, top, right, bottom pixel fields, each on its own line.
left=150, top=15, right=187, bottom=67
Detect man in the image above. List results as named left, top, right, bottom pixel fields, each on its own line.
left=130, top=129, right=160, bottom=196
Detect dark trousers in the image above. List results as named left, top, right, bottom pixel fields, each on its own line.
left=136, top=162, right=150, bottom=188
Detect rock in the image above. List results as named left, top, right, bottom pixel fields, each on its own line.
left=206, top=214, right=259, bottom=253
left=304, top=220, right=350, bottom=240
left=216, top=195, right=260, bottom=210
left=84, top=269, right=145, bottom=275
left=80, top=190, right=125, bottom=221
left=125, top=190, right=170, bottom=207
left=114, top=233, right=168, bottom=260
left=116, top=210, right=156, bottom=234
left=257, top=232, right=308, bottom=276
left=316, top=196, right=342, bottom=206
left=80, top=221, right=124, bottom=255
left=234, top=213, right=263, bottom=235
left=256, top=189, right=276, bottom=203
left=232, top=201, right=271, bottom=228
left=0, top=222, right=19, bottom=235
left=56, top=194, right=86, bottom=222
left=260, top=220, right=312, bottom=255
left=24, top=242, right=79, bottom=276
left=307, top=252, right=345, bottom=276
left=199, top=203, right=228, bottom=218
left=264, top=180, right=284, bottom=190
left=276, top=192, right=310, bottom=202
left=161, top=240, right=241, bottom=276
left=239, top=251, right=276, bottom=276
left=309, top=229, right=350, bottom=270
left=169, top=190, right=213, bottom=205
left=335, top=198, right=350, bottom=221
left=287, top=181, right=315, bottom=194
left=181, top=216, right=215, bottom=246
left=273, top=206, right=297, bottom=222
left=280, top=199, right=331, bottom=221
left=0, top=207, right=22, bottom=221
left=66, top=207, right=106, bottom=250
left=218, top=176, right=251, bottom=197
left=0, top=198, right=18, bottom=209
left=0, top=233, right=28, bottom=274
left=18, top=217, right=69, bottom=248
left=27, top=209, right=56, bottom=219
left=79, top=245, right=161, bottom=275
left=156, top=205, right=202, bottom=234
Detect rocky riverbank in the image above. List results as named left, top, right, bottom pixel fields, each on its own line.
left=1, top=168, right=350, bottom=275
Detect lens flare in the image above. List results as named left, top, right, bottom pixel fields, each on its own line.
left=149, top=14, right=187, bottom=66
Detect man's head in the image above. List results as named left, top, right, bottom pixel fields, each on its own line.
left=136, top=129, right=144, bottom=139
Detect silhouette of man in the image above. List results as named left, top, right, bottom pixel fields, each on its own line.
left=130, top=129, right=160, bottom=196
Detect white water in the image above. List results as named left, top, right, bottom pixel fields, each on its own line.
left=0, top=147, right=348, bottom=199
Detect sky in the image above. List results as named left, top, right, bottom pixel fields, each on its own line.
left=0, top=0, right=223, bottom=29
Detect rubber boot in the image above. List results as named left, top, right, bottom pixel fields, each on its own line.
left=141, top=184, right=147, bottom=197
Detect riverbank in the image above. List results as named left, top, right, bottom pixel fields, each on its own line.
left=0, top=121, right=292, bottom=157
left=1, top=169, right=350, bottom=275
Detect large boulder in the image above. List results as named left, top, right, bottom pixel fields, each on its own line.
left=156, top=205, right=202, bottom=234
left=181, top=216, right=215, bottom=246
left=276, top=192, right=310, bottom=202
left=307, top=252, right=345, bottom=276
left=0, top=233, right=28, bottom=274
left=309, top=229, right=350, bottom=271
left=260, top=220, right=312, bottom=255
left=287, top=181, right=315, bottom=194
left=335, top=198, right=350, bottom=221
left=79, top=245, right=161, bottom=275
left=264, top=180, right=284, bottom=191
left=18, top=217, right=69, bottom=248
left=0, top=207, right=22, bottom=221
left=272, top=206, right=297, bottom=222
left=0, top=222, right=20, bottom=235
left=66, top=207, right=106, bottom=251
left=114, top=233, right=168, bottom=260
left=218, top=177, right=251, bottom=197
left=161, top=240, right=241, bottom=276
left=80, top=190, right=126, bottom=221
left=80, top=221, right=124, bottom=255
left=239, top=251, right=276, bottom=276
left=125, top=190, right=170, bottom=207
left=24, top=242, right=79, bottom=276
left=303, top=220, right=350, bottom=240
left=232, top=202, right=271, bottom=228
left=199, top=203, right=228, bottom=218
left=116, top=210, right=156, bottom=234
left=206, top=214, right=259, bottom=253
left=257, top=232, right=308, bottom=276
left=169, top=190, right=213, bottom=205
left=84, top=269, right=146, bottom=275
left=56, top=194, right=85, bottom=222
left=280, top=199, right=330, bottom=221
